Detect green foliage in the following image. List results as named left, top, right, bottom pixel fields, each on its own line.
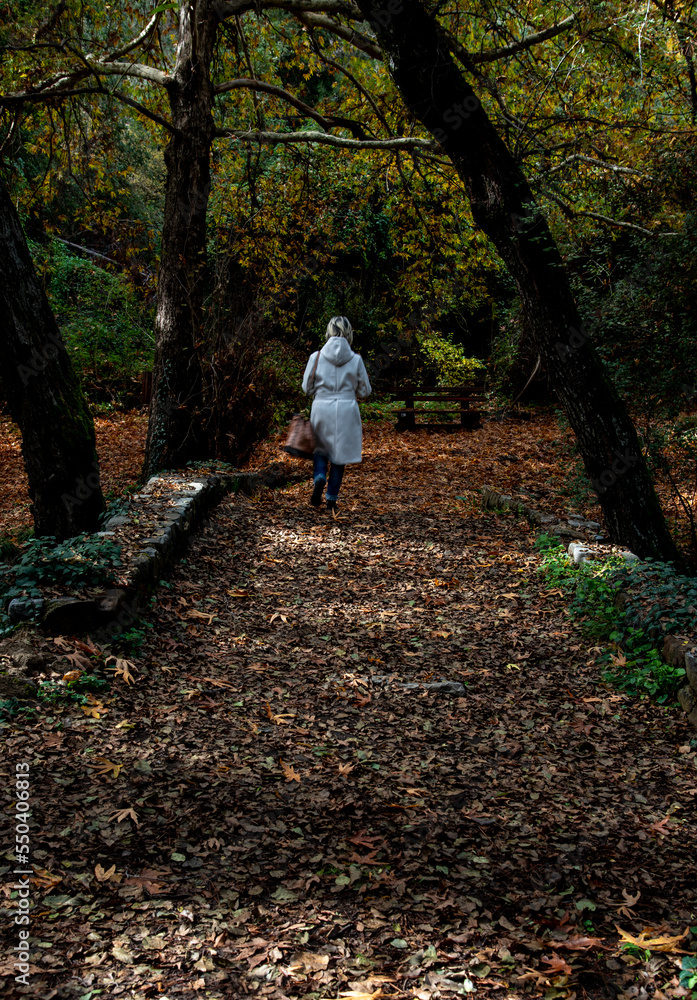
left=680, top=956, right=697, bottom=995
left=0, top=534, right=122, bottom=601
left=537, top=542, right=689, bottom=703
left=533, top=532, right=564, bottom=554
left=29, top=239, right=154, bottom=404
left=0, top=697, right=35, bottom=722
left=572, top=221, right=697, bottom=412
left=418, top=334, right=486, bottom=386
left=613, top=559, right=697, bottom=641
left=108, top=622, right=153, bottom=657
left=37, top=672, right=108, bottom=707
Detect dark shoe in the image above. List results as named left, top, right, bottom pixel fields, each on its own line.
left=326, top=499, right=337, bottom=514
left=310, top=477, right=326, bottom=507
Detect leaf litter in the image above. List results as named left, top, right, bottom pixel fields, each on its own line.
left=0, top=418, right=696, bottom=999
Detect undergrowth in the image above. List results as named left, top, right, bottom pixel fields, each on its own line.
left=0, top=534, right=122, bottom=600
left=0, top=534, right=123, bottom=638
left=535, top=534, right=693, bottom=703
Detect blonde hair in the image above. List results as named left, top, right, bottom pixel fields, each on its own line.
left=325, top=316, right=353, bottom=345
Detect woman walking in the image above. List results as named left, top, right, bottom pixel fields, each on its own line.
left=302, top=316, right=371, bottom=512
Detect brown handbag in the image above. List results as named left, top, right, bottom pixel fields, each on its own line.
left=281, top=350, right=320, bottom=459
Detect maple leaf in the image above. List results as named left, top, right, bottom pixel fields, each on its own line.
left=65, top=649, right=92, bottom=670
left=649, top=815, right=674, bottom=837
left=551, top=935, right=606, bottom=951
left=186, top=608, right=215, bottom=624
left=30, top=868, right=62, bottom=889
left=541, top=955, right=573, bottom=975
left=87, top=757, right=124, bottom=778
left=199, top=675, right=237, bottom=689
left=109, top=806, right=140, bottom=826
left=82, top=696, right=107, bottom=719
left=616, top=925, right=688, bottom=952
left=281, top=759, right=301, bottom=782
left=337, top=762, right=355, bottom=776
left=106, top=655, right=138, bottom=685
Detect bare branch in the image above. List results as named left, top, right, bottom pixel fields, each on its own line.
left=51, top=236, right=127, bottom=268
left=215, top=77, right=371, bottom=137
left=471, top=14, right=577, bottom=64
left=543, top=189, right=656, bottom=235
left=105, top=11, right=161, bottom=61
left=294, top=12, right=382, bottom=60
left=109, top=90, right=178, bottom=134
left=87, top=59, right=170, bottom=87
left=215, top=77, right=334, bottom=129
left=215, top=128, right=437, bottom=151
left=543, top=154, right=649, bottom=178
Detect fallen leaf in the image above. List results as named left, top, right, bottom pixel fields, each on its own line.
left=109, top=806, right=140, bottom=826
left=288, top=951, right=330, bottom=972
left=541, top=955, right=573, bottom=975
left=86, top=757, right=124, bottom=778
left=281, top=759, right=301, bottom=782
left=616, top=926, right=689, bottom=952
left=95, top=863, right=117, bottom=882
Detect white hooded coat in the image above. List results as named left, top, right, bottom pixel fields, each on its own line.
left=302, top=337, right=372, bottom=465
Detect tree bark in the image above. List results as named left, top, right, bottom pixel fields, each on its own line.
left=141, top=1, right=217, bottom=479
left=357, top=0, right=679, bottom=562
left=0, top=179, right=104, bottom=539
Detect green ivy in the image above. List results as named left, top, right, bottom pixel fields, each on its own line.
left=535, top=536, right=689, bottom=703
left=0, top=534, right=122, bottom=601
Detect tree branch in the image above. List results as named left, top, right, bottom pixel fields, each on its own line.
left=215, top=77, right=371, bottom=137
left=215, top=128, right=436, bottom=151
left=87, top=59, right=170, bottom=87
left=109, top=90, right=179, bottom=134
left=215, top=0, right=363, bottom=18
left=471, top=14, right=577, bottom=64
left=215, top=77, right=334, bottom=129
left=294, top=12, right=382, bottom=60
left=105, top=11, right=161, bottom=61
left=543, top=154, right=649, bottom=178
left=543, top=189, right=657, bottom=235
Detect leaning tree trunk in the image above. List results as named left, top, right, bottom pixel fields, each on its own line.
left=357, top=0, right=679, bottom=563
left=0, top=179, right=104, bottom=539
left=142, top=1, right=217, bottom=478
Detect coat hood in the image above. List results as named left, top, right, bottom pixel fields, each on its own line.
left=320, top=336, right=354, bottom=367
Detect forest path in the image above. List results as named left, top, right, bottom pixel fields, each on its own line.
left=3, top=423, right=696, bottom=999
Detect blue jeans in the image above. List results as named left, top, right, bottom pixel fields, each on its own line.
left=313, top=453, right=345, bottom=501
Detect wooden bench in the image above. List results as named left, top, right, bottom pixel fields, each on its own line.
left=392, top=384, right=486, bottom=431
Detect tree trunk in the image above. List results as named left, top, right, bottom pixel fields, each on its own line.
left=357, top=0, right=679, bottom=562
left=0, top=179, right=104, bottom=539
left=141, top=1, right=217, bottom=479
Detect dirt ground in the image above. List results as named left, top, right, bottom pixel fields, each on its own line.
left=1, top=419, right=695, bottom=999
